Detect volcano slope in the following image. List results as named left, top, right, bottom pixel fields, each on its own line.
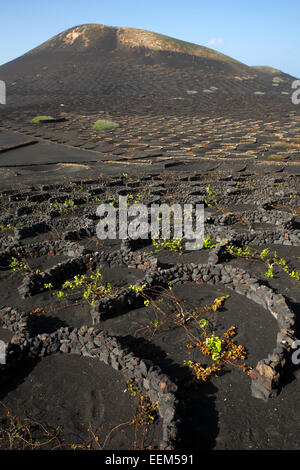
left=0, top=23, right=297, bottom=117
left=0, top=24, right=299, bottom=451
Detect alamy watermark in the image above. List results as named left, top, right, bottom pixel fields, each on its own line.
left=0, top=80, right=6, bottom=105
left=0, top=340, right=6, bottom=364
left=291, top=340, right=300, bottom=365
left=96, top=196, right=204, bottom=251
left=291, top=79, right=300, bottom=105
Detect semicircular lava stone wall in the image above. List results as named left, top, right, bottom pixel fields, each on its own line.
left=0, top=306, right=179, bottom=450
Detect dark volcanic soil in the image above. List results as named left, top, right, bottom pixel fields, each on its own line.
left=0, top=161, right=299, bottom=451
left=0, top=354, right=162, bottom=450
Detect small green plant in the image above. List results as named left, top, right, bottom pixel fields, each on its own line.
left=32, top=204, right=46, bottom=217
left=122, top=173, right=133, bottom=182
left=226, top=244, right=251, bottom=258
left=205, top=186, right=218, bottom=206
left=0, top=402, right=62, bottom=450
left=92, top=120, right=119, bottom=131
left=91, top=196, right=101, bottom=203
left=31, top=116, right=56, bottom=123
left=48, top=270, right=117, bottom=306
left=9, top=257, right=30, bottom=274
left=71, top=185, right=84, bottom=195
left=205, top=333, right=223, bottom=361
left=129, top=283, right=147, bottom=294
left=152, top=238, right=184, bottom=253
left=289, top=270, right=300, bottom=281
left=273, top=251, right=300, bottom=281
left=202, top=237, right=219, bottom=249
left=185, top=325, right=251, bottom=383
left=49, top=199, right=78, bottom=214
left=226, top=244, right=300, bottom=282
left=260, top=248, right=270, bottom=259
left=0, top=223, right=12, bottom=232
left=44, top=282, right=53, bottom=290
left=270, top=142, right=290, bottom=150
left=126, top=380, right=158, bottom=426
left=129, top=281, right=250, bottom=384
left=127, top=193, right=143, bottom=205
left=265, top=266, right=274, bottom=278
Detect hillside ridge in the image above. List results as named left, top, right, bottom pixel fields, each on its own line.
left=24, top=23, right=242, bottom=64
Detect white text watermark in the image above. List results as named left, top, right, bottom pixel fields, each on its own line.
left=0, top=80, right=6, bottom=105
left=291, top=340, right=300, bottom=365
left=0, top=340, right=6, bottom=364
left=291, top=79, right=300, bottom=105
left=96, top=197, right=204, bottom=251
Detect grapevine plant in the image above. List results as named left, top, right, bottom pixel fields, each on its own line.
left=128, top=282, right=251, bottom=384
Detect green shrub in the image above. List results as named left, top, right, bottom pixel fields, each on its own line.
left=92, top=119, right=119, bottom=130
left=30, top=116, right=56, bottom=123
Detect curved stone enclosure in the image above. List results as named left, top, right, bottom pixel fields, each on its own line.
left=0, top=306, right=179, bottom=450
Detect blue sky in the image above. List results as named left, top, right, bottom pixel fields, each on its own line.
left=1, top=0, right=299, bottom=77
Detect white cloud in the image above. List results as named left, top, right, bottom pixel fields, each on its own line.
left=207, top=38, right=224, bottom=47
